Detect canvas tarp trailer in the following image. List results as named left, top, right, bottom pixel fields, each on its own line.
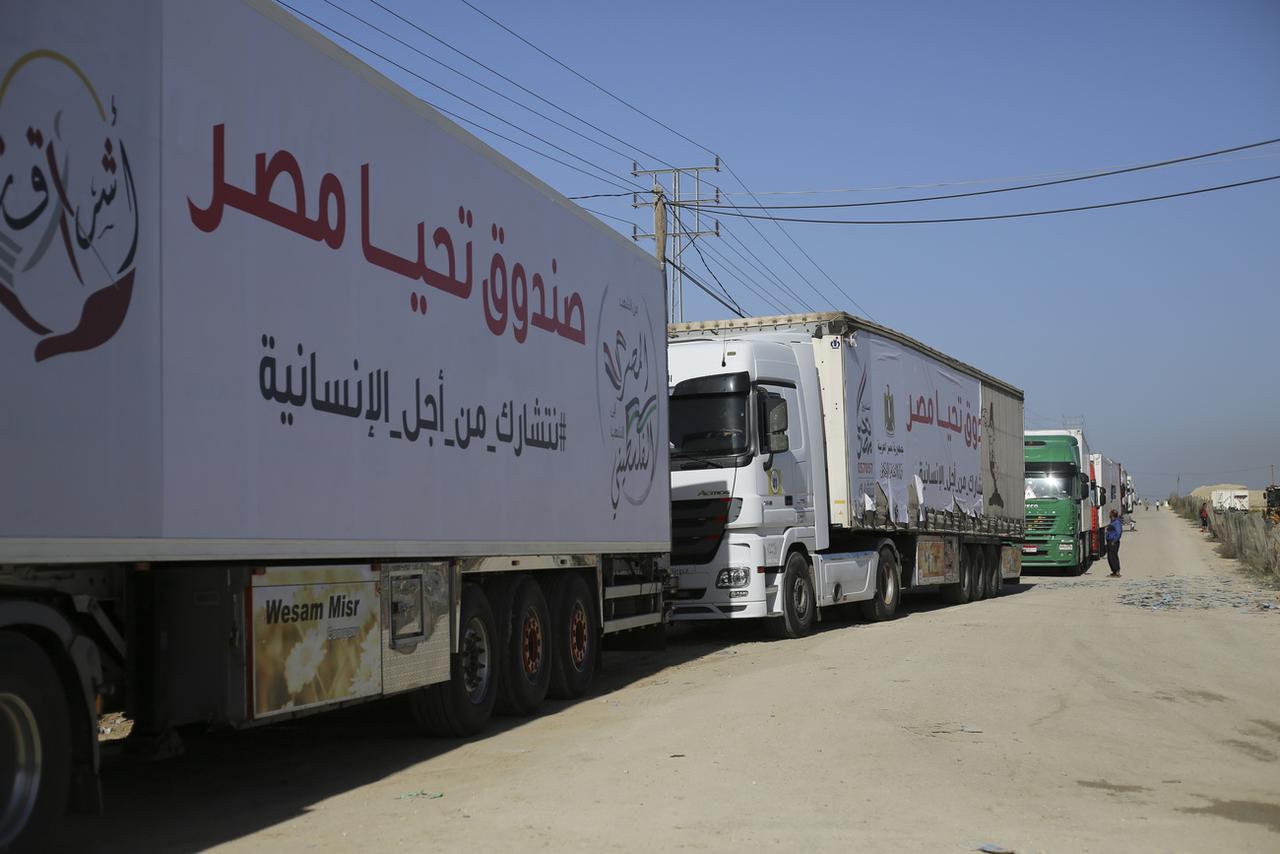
left=813, top=319, right=1025, bottom=539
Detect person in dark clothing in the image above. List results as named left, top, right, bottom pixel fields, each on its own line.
left=1105, top=509, right=1123, bottom=577
left=1199, top=503, right=1210, bottom=531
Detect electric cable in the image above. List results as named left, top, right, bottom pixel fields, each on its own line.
left=276, top=1, right=645, bottom=194
left=687, top=136, right=1280, bottom=210
left=456, top=0, right=864, bottom=315
left=664, top=257, right=746, bottom=318
left=670, top=174, right=1280, bottom=224
left=685, top=233, right=746, bottom=316
left=323, top=0, right=655, bottom=176
left=695, top=240, right=793, bottom=314
left=717, top=150, right=1280, bottom=197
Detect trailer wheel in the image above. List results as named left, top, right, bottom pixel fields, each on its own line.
left=987, top=550, right=1002, bottom=598
left=0, top=631, right=71, bottom=853
left=940, top=548, right=973, bottom=605
left=859, top=547, right=900, bottom=622
left=409, top=583, right=498, bottom=737
left=767, top=551, right=816, bottom=639
left=548, top=574, right=598, bottom=700
left=496, top=577, right=553, bottom=716
left=972, top=548, right=989, bottom=600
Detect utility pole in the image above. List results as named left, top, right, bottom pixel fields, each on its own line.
left=632, top=158, right=720, bottom=322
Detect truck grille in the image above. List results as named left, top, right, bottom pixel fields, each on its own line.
left=671, top=498, right=731, bottom=566
left=1027, top=515, right=1055, bottom=532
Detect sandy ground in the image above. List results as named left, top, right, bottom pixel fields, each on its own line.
left=55, top=508, right=1280, bottom=853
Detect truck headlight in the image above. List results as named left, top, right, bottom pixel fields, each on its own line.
left=715, top=566, right=751, bottom=588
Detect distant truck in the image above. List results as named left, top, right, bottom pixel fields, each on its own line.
left=0, top=1, right=668, bottom=848
left=1024, top=430, right=1093, bottom=573
left=1211, top=490, right=1250, bottom=512
left=665, top=313, right=1025, bottom=638
left=1089, top=453, right=1125, bottom=555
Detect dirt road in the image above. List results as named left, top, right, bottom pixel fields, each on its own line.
left=57, top=508, right=1280, bottom=853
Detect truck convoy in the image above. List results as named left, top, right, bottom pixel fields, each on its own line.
left=0, top=1, right=669, bottom=847
left=666, top=313, right=1025, bottom=636
left=1023, top=429, right=1093, bottom=573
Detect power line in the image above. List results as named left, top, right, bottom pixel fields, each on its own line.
left=379, top=0, right=710, bottom=175
left=695, top=240, right=794, bottom=314
left=718, top=225, right=817, bottom=312
left=352, top=0, right=659, bottom=171
left=664, top=257, right=746, bottom=318
left=567, top=192, right=634, bottom=200
left=459, top=0, right=713, bottom=158
left=277, top=1, right=644, bottom=194
left=672, top=174, right=1280, bottom=224
left=577, top=206, right=644, bottom=229
left=716, top=150, right=1280, bottom=197
left=685, top=234, right=745, bottom=316
left=456, top=0, right=866, bottom=317
left=688, top=136, right=1280, bottom=210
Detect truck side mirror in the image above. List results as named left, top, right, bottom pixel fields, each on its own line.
left=1080, top=475, right=1090, bottom=501
left=760, top=391, right=789, bottom=454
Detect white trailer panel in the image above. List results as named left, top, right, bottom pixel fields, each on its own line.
left=0, top=0, right=669, bottom=562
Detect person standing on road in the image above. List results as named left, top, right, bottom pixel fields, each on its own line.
left=1105, top=509, right=1123, bottom=577
left=1199, top=503, right=1210, bottom=531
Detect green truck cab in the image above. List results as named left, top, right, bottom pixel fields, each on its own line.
left=1022, top=434, right=1091, bottom=573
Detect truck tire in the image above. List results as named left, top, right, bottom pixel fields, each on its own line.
left=409, top=583, right=498, bottom=737
left=495, top=576, right=553, bottom=716
left=547, top=573, right=598, bottom=700
left=0, top=632, right=71, bottom=853
left=941, top=548, right=973, bottom=605
left=767, top=551, right=816, bottom=639
left=972, top=548, right=989, bottom=600
left=859, top=547, right=900, bottom=622
left=987, top=550, right=1002, bottom=598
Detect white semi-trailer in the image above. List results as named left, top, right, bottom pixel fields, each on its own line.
left=0, top=1, right=669, bottom=847
left=665, top=313, right=1025, bottom=637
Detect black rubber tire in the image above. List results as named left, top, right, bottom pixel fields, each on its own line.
left=547, top=574, right=598, bottom=700
left=859, top=547, right=900, bottom=622
left=0, top=632, right=72, bottom=853
left=972, top=548, right=989, bottom=600
left=767, top=551, right=816, bottom=639
left=495, top=576, right=553, bottom=716
left=940, top=547, right=972, bottom=605
left=408, top=583, right=498, bottom=737
left=987, top=549, right=1002, bottom=598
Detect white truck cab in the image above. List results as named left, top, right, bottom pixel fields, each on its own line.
left=667, top=332, right=830, bottom=623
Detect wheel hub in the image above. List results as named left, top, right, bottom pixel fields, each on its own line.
left=793, top=575, right=809, bottom=617
left=460, top=617, right=490, bottom=702
left=0, top=691, right=41, bottom=847
left=521, top=611, right=543, bottom=677
left=568, top=604, right=588, bottom=668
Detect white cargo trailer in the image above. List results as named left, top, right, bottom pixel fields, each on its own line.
left=666, top=313, right=1024, bottom=638
left=0, top=1, right=668, bottom=847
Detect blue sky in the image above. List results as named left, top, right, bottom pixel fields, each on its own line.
left=282, top=0, right=1280, bottom=496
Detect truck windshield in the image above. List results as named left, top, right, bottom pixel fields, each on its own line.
left=669, top=393, right=750, bottom=457
left=1024, top=475, right=1074, bottom=500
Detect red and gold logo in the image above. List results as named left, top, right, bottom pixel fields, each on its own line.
left=0, top=50, right=138, bottom=361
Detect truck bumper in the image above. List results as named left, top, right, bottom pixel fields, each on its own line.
left=1020, top=536, right=1078, bottom=568
left=668, top=535, right=772, bottom=621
